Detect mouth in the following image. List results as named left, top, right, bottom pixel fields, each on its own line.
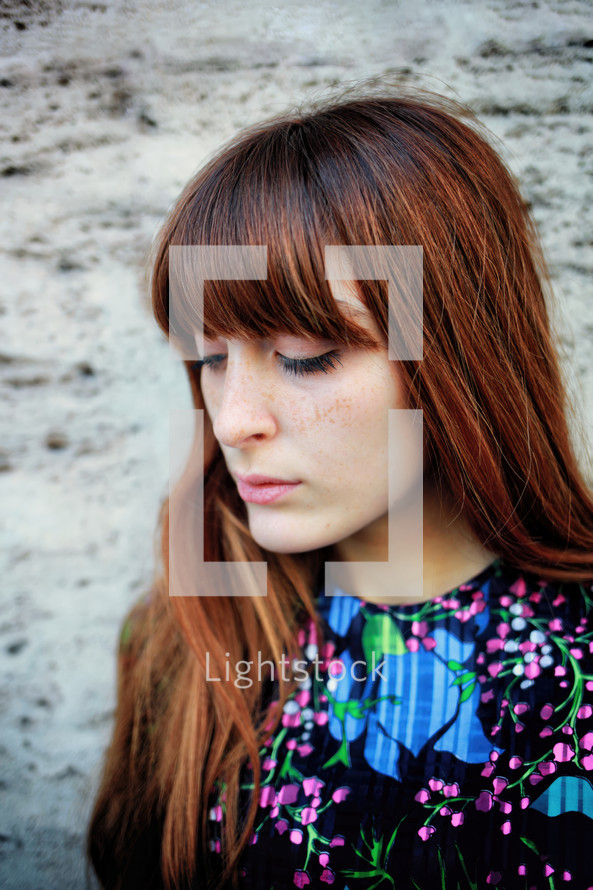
left=235, top=473, right=302, bottom=505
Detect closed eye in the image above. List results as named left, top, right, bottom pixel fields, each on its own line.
left=191, top=350, right=343, bottom=377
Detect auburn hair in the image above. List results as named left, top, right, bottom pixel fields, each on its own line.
left=86, top=88, right=593, bottom=890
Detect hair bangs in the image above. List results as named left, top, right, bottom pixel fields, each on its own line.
left=168, top=121, right=380, bottom=352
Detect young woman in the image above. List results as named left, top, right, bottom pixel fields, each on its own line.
left=87, top=90, right=593, bottom=890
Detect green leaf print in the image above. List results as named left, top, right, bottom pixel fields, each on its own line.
left=362, top=614, right=408, bottom=669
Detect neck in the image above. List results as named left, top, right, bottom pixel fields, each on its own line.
left=332, top=484, right=496, bottom=605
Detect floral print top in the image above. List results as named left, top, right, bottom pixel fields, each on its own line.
left=208, top=558, right=593, bottom=889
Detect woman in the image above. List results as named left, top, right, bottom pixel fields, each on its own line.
left=87, top=89, right=593, bottom=890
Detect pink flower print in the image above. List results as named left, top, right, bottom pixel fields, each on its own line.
left=580, top=753, right=593, bottom=771
left=456, top=610, right=472, bottom=623
left=443, top=782, right=460, bottom=798
left=553, top=742, right=575, bottom=763
left=469, top=598, right=486, bottom=615
left=587, top=681, right=593, bottom=692
left=283, top=712, right=302, bottom=729
left=259, top=785, right=276, bottom=807
left=249, top=832, right=258, bottom=845
left=579, top=732, right=593, bottom=751
left=262, top=757, right=277, bottom=772
left=496, top=622, right=510, bottom=638
left=302, top=776, right=325, bottom=797
left=544, top=864, right=555, bottom=877
left=562, top=871, right=572, bottom=881
left=481, top=762, right=495, bottom=778
left=428, top=778, right=443, bottom=792
left=570, top=648, right=584, bottom=660
left=297, top=743, right=314, bottom=758
left=270, top=805, right=279, bottom=818
left=499, top=595, right=513, bottom=607
left=538, top=761, right=557, bottom=776
left=552, top=593, right=566, bottom=607
left=486, top=871, right=502, bottom=884
left=490, top=750, right=500, bottom=762
left=319, top=853, right=330, bottom=868
left=442, top=598, right=461, bottom=610
left=331, top=787, right=350, bottom=803
left=314, top=711, right=329, bottom=726
left=513, top=702, right=530, bottom=716
left=518, top=864, right=526, bottom=875
left=293, top=869, right=311, bottom=887
left=278, top=784, right=300, bottom=805
left=301, top=807, right=318, bottom=825
left=328, top=658, right=345, bottom=678
left=439, top=805, right=452, bottom=816
left=549, top=618, right=563, bottom=632
left=415, top=788, right=431, bottom=803
left=529, top=773, right=544, bottom=785
left=501, top=820, right=512, bottom=835
left=406, top=637, right=420, bottom=652
left=481, top=689, right=495, bottom=703
left=295, top=690, right=311, bottom=708
left=286, top=739, right=297, bottom=750
left=412, top=620, right=428, bottom=637
left=492, top=777, right=508, bottom=795
left=509, top=756, right=523, bottom=769
left=488, top=662, right=503, bottom=678
left=275, top=820, right=289, bottom=835
left=555, top=665, right=567, bottom=677
left=320, top=868, right=335, bottom=884
left=418, top=826, right=436, bottom=841
left=509, top=577, right=527, bottom=597
left=475, top=790, right=494, bottom=812
left=562, top=725, right=574, bottom=735
left=540, top=703, right=554, bottom=721
left=578, top=705, right=593, bottom=719
left=422, top=636, right=437, bottom=651
left=521, top=797, right=530, bottom=809
left=311, top=796, right=321, bottom=807
left=539, top=726, right=553, bottom=738
left=519, top=640, right=536, bottom=654
left=487, top=638, right=504, bottom=653
left=329, top=835, right=345, bottom=847
left=524, top=660, right=541, bottom=680
left=209, top=804, right=223, bottom=822
left=499, top=800, right=512, bottom=814
left=451, top=811, right=464, bottom=827
left=515, top=722, right=525, bottom=733
left=290, top=829, right=304, bottom=845
left=321, top=641, right=335, bottom=658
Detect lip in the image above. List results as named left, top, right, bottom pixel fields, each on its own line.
left=235, top=473, right=302, bottom=505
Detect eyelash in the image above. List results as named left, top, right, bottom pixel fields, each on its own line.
left=191, top=350, right=343, bottom=378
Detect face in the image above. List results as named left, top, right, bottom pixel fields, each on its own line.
left=199, top=281, right=421, bottom=557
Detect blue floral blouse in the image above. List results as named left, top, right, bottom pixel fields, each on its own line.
left=208, top=558, right=593, bottom=889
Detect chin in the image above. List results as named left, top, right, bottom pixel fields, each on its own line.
left=248, top=520, right=351, bottom=557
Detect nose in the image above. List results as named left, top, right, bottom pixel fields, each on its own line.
left=211, top=360, right=278, bottom=449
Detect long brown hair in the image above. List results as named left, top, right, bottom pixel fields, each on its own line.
left=87, top=88, right=593, bottom=890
